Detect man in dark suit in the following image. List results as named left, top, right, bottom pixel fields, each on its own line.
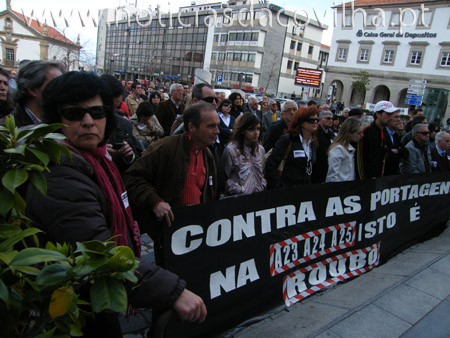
left=431, top=131, right=450, bottom=172
left=312, top=110, right=335, bottom=183
left=244, top=96, right=262, bottom=121
left=262, top=99, right=281, bottom=137
left=384, top=110, right=408, bottom=175
left=263, top=100, right=297, bottom=152
left=156, top=83, right=185, bottom=137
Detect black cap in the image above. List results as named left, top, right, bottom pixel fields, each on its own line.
left=349, top=108, right=363, bottom=117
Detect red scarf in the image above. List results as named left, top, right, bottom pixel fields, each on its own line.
left=76, top=144, right=141, bottom=258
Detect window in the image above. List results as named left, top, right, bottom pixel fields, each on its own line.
left=241, top=53, right=248, bottom=62
left=233, top=53, right=240, bottom=61
left=229, top=32, right=237, bottom=41
left=344, top=14, right=352, bottom=27
left=390, top=12, right=400, bottom=28
left=245, top=74, right=253, bottom=83
left=384, top=50, right=394, bottom=63
left=410, top=51, right=422, bottom=65
left=337, top=48, right=347, bottom=60
left=308, top=46, right=314, bottom=55
left=218, top=52, right=225, bottom=61
left=287, top=60, right=293, bottom=71
left=294, top=61, right=299, bottom=70
left=248, top=53, right=256, bottom=63
left=290, top=40, right=296, bottom=50
left=213, top=34, right=219, bottom=43
left=220, top=34, right=228, bottom=42
left=418, top=10, right=433, bottom=28
left=360, top=48, right=369, bottom=61
left=244, top=32, right=252, bottom=41
left=211, top=52, right=217, bottom=61
left=251, top=32, right=258, bottom=41
left=227, top=53, right=233, bottom=61
left=5, top=48, right=14, bottom=61
left=296, top=42, right=302, bottom=52
left=231, top=73, right=239, bottom=81
left=441, top=52, right=450, bottom=66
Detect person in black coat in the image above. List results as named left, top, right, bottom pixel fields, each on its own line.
left=312, top=110, right=335, bottom=183
left=384, top=111, right=408, bottom=175
left=263, top=100, right=298, bottom=152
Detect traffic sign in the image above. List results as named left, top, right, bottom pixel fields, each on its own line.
left=405, top=98, right=422, bottom=106
left=406, top=94, right=423, bottom=100
left=216, top=74, right=223, bottom=83
left=409, top=79, right=427, bottom=85
left=407, top=88, right=425, bottom=95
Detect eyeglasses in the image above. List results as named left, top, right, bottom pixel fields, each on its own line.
left=417, top=131, right=430, bottom=136
left=222, top=103, right=231, bottom=107
left=323, top=117, right=333, bottom=120
left=305, top=117, right=320, bottom=124
left=60, top=106, right=107, bottom=121
left=202, top=96, right=219, bottom=104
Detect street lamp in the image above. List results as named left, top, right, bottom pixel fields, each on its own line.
left=109, top=53, right=120, bottom=75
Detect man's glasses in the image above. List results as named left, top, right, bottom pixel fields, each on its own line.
left=60, top=106, right=107, bottom=121
left=418, top=131, right=430, bottom=136
left=305, top=117, right=320, bottom=124
left=202, top=96, right=219, bottom=104
left=323, top=117, right=333, bottom=120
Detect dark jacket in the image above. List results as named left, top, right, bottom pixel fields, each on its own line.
left=124, top=133, right=217, bottom=240
left=265, top=133, right=317, bottom=189
left=430, top=146, right=450, bottom=172
left=25, top=148, right=186, bottom=336
left=218, top=114, right=235, bottom=147
left=357, top=122, right=389, bottom=179
left=243, top=107, right=263, bottom=122
left=264, top=119, right=289, bottom=152
left=156, top=99, right=185, bottom=137
left=312, top=126, right=335, bottom=183
left=0, top=105, right=34, bottom=128
left=384, top=129, right=408, bottom=176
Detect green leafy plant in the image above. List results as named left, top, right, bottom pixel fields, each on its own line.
left=0, top=116, right=139, bottom=337
left=352, top=71, right=370, bottom=105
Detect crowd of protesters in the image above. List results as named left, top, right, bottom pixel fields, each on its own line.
left=1, top=60, right=449, bottom=336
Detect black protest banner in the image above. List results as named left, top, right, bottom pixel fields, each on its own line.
left=162, top=172, right=450, bottom=337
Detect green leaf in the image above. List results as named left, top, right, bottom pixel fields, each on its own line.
left=35, top=327, right=56, bottom=338
left=0, top=250, right=18, bottom=264
left=0, top=227, right=42, bottom=251
left=13, top=190, right=27, bottom=216
left=13, top=265, right=41, bottom=275
left=16, top=128, right=32, bottom=141
left=10, top=248, right=69, bottom=266
left=105, top=246, right=136, bottom=272
left=28, top=171, right=47, bottom=195
left=49, top=286, right=74, bottom=318
left=27, top=123, right=64, bottom=140
left=0, top=190, right=14, bottom=217
left=2, top=169, right=28, bottom=193
left=3, top=144, right=27, bottom=155
left=116, top=270, right=138, bottom=283
left=70, top=256, right=109, bottom=277
left=37, top=264, right=70, bottom=286
left=27, top=148, right=50, bottom=166
left=90, top=277, right=127, bottom=313
left=69, top=323, right=83, bottom=337
left=0, top=279, right=9, bottom=305
left=0, top=224, right=22, bottom=239
left=44, top=133, right=67, bottom=140
left=5, top=115, right=16, bottom=134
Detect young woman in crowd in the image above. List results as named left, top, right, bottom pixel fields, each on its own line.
left=25, top=71, right=206, bottom=336
left=149, top=91, right=161, bottom=111
left=326, top=118, right=363, bottom=182
left=265, top=106, right=319, bottom=189
left=222, top=113, right=266, bottom=195
left=228, top=92, right=244, bottom=118
left=130, top=101, right=164, bottom=148
left=0, top=67, right=13, bottom=118
left=217, top=99, right=235, bottom=147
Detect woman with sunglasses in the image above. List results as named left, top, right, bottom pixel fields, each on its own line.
left=217, top=99, right=235, bottom=147
left=265, top=106, right=319, bottom=189
left=326, top=118, right=363, bottom=182
left=222, top=113, right=266, bottom=196
left=25, top=72, right=206, bottom=336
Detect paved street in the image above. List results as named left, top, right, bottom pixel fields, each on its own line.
left=124, top=220, right=450, bottom=338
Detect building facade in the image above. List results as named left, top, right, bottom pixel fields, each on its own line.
left=0, top=2, right=81, bottom=71
left=324, top=0, right=450, bottom=121
left=96, top=1, right=328, bottom=98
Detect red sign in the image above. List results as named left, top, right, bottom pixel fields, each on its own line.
left=295, top=68, right=323, bottom=88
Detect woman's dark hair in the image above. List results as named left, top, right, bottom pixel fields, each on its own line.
left=217, top=99, right=232, bottom=112
left=100, top=74, right=124, bottom=99
left=149, top=91, right=161, bottom=104
left=0, top=67, right=14, bottom=116
left=231, top=113, right=260, bottom=157
left=136, top=101, right=155, bottom=119
left=288, top=106, right=319, bottom=145
left=42, top=71, right=115, bottom=145
left=228, top=92, right=242, bottom=107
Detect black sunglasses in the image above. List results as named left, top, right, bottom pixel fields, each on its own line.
left=202, top=96, right=219, bottom=104
left=60, top=106, right=107, bottom=121
left=305, top=117, right=320, bottom=123
left=418, top=131, right=430, bottom=136
left=222, top=103, right=231, bottom=107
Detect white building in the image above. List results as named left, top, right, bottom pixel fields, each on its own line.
left=324, top=0, right=450, bottom=121
left=0, top=1, right=81, bottom=71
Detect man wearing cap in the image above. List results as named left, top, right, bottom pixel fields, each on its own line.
left=356, top=101, right=399, bottom=179
left=348, top=108, right=363, bottom=120
left=312, top=110, right=335, bottom=183
left=400, top=124, right=432, bottom=174
left=430, top=131, right=450, bottom=172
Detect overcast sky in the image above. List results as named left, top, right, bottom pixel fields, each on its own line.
left=2, top=0, right=337, bottom=61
